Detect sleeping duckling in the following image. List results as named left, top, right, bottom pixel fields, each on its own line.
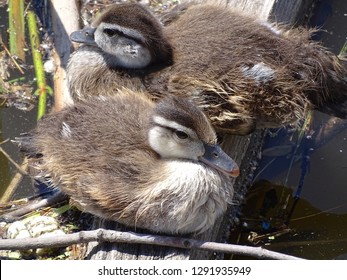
left=18, top=89, right=239, bottom=234
left=68, top=3, right=173, bottom=98
left=67, top=2, right=347, bottom=135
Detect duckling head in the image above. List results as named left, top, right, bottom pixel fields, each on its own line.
left=148, top=96, right=240, bottom=177
left=70, top=3, right=173, bottom=69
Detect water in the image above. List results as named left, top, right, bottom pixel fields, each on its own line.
left=0, top=2, right=43, bottom=200
left=231, top=0, right=347, bottom=260
left=234, top=113, right=347, bottom=259
left=0, top=106, right=37, bottom=199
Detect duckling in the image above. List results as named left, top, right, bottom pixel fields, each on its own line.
left=67, top=2, right=347, bottom=135
left=67, top=3, right=173, bottom=99
left=18, top=88, right=240, bottom=234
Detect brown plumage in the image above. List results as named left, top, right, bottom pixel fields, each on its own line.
left=67, top=3, right=173, bottom=99
left=67, top=1, right=347, bottom=135
left=18, top=89, right=239, bottom=234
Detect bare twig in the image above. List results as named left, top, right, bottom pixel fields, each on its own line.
left=0, top=159, right=28, bottom=204
left=0, top=139, right=28, bottom=203
left=0, top=228, right=303, bottom=260
left=0, top=34, right=25, bottom=74
left=0, top=145, right=28, bottom=176
left=0, top=191, right=67, bottom=222
left=0, top=139, right=9, bottom=145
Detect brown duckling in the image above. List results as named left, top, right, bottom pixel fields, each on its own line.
left=67, top=3, right=173, bottom=98
left=67, top=1, right=347, bottom=135
left=18, top=88, right=239, bottom=234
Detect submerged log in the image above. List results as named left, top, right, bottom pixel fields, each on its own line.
left=81, top=0, right=315, bottom=260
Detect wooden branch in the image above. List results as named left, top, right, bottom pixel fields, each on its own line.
left=0, top=146, right=28, bottom=176
left=0, top=159, right=28, bottom=204
left=227, top=0, right=275, bottom=20
left=0, top=34, right=25, bottom=74
left=0, top=191, right=67, bottom=222
left=50, top=0, right=80, bottom=111
left=0, top=228, right=302, bottom=260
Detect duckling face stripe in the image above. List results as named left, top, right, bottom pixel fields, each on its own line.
left=148, top=115, right=205, bottom=160
left=152, top=116, right=197, bottom=139
left=154, top=96, right=216, bottom=144
left=98, top=23, right=146, bottom=44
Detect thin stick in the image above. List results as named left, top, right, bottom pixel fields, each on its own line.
left=0, top=34, right=25, bottom=75
left=0, top=191, right=67, bottom=222
left=0, top=139, right=9, bottom=145
left=0, top=146, right=28, bottom=176
left=0, top=228, right=303, bottom=260
left=0, top=159, right=28, bottom=204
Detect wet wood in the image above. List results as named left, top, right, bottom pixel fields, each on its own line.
left=83, top=0, right=313, bottom=260
left=269, top=0, right=316, bottom=25
left=227, top=0, right=276, bottom=20
left=227, top=0, right=315, bottom=24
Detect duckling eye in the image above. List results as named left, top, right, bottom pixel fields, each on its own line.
left=103, top=28, right=120, bottom=37
left=174, top=130, right=188, bottom=140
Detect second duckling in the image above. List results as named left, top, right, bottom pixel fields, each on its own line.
left=19, top=89, right=239, bottom=234
left=68, top=2, right=347, bottom=135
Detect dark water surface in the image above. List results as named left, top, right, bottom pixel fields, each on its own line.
left=0, top=107, right=37, bottom=199
left=232, top=0, right=347, bottom=260
left=0, top=3, right=40, bottom=199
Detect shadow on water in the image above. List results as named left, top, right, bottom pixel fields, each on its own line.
left=236, top=179, right=347, bottom=259
left=231, top=0, right=347, bottom=259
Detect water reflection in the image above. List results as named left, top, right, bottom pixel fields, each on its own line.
left=236, top=179, right=347, bottom=260
left=0, top=1, right=43, bottom=201
left=0, top=106, right=37, bottom=199
left=0, top=108, right=11, bottom=197
left=232, top=112, right=347, bottom=259
left=256, top=113, right=347, bottom=214
left=231, top=0, right=347, bottom=259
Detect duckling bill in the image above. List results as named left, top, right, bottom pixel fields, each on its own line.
left=18, top=89, right=239, bottom=234
left=70, top=27, right=96, bottom=46
left=68, top=2, right=347, bottom=135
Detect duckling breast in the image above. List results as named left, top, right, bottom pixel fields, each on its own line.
left=126, top=160, right=233, bottom=234
left=67, top=46, right=146, bottom=99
